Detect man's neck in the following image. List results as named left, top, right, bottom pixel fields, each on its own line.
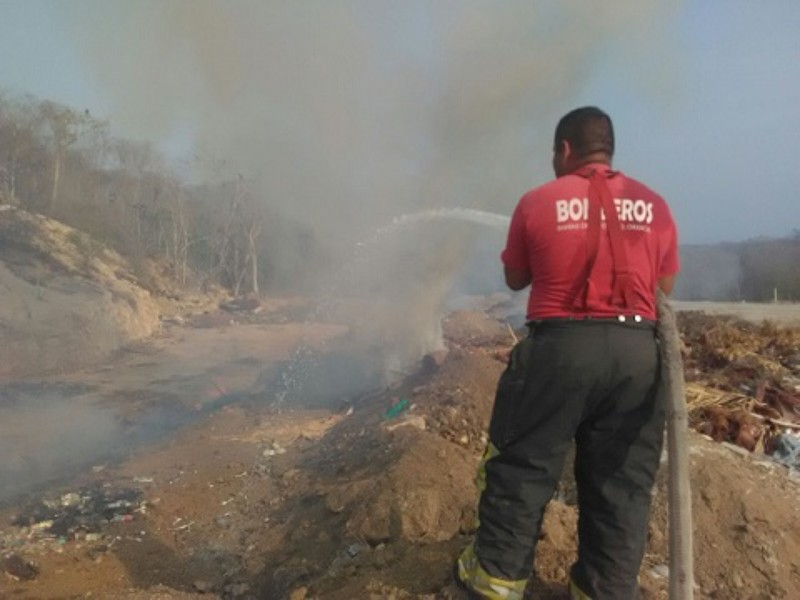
left=574, top=153, right=612, bottom=170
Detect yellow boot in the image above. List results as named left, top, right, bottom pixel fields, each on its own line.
left=456, top=543, right=527, bottom=600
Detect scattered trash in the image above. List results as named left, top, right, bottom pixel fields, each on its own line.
left=769, top=432, right=800, bottom=469
left=61, top=493, right=81, bottom=507
left=9, top=486, right=144, bottom=543
left=263, top=440, right=287, bottom=457
left=133, top=476, right=154, bottom=484
left=384, top=398, right=410, bottom=420
left=384, top=415, right=427, bottom=433
left=172, top=520, right=195, bottom=532
left=111, top=514, right=134, bottom=523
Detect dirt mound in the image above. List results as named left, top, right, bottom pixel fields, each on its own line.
left=441, top=309, right=514, bottom=347
left=322, top=430, right=477, bottom=544
left=648, top=441, right=800, bottom=599
left=270, top=310, right=800, bottom=598
left=0, top=207, right=164, bottom=377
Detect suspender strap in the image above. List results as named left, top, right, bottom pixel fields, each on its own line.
left=572, top=167, right=633, bottom=310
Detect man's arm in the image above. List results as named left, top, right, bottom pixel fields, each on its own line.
left=658, top=274, right=676, bottom=296
left=501, top=201, right=531, bottom=291
left=504, top=266, right=531, bottom=291
left=658, top=204, right=679, bottom=296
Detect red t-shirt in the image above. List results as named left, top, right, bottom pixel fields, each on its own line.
left=501, top=163, right=679, bottom=321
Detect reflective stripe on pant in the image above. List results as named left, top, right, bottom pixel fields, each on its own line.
left=473, top=321, right=665, bottom=599
left=457, top=541, right=527, bottom=600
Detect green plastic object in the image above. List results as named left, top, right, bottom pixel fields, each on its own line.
left=384, top=398, right=409, bottom=420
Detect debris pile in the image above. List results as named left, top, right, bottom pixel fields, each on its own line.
left=679, top=312, right=800, bottom=463
left=3, top=485, right=145, bottom=547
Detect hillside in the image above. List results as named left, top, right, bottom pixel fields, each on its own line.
left=0, top=206, right=171, bottom=377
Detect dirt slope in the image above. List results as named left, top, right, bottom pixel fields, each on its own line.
left=0, top=206, right=173, bottom=377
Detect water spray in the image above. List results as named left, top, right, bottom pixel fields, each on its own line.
left=271, top=208, right=511, bottom=406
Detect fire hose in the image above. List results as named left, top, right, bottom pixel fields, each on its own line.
left=656, top=290, right=694, bottom=600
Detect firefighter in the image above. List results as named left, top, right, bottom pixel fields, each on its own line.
left=457, top=106, right=679, bottom=599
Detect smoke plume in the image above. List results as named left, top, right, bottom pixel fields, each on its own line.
left=61, top=1, right=681, bottom=390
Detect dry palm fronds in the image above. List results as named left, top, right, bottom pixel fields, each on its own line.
left=685, top=382, right=749, bottom=414
left=676, top=312, right=800, bottom=454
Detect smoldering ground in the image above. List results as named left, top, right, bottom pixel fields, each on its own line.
left=0, top=386, right=120, bottom=503
left=0, top=383, right=201, bottom=504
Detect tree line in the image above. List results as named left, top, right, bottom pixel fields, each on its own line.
left=3, top=92, right=796, bottom=303
left=675, top=234, right=800, bottom=302
left=0, top=92, right=319, bottom=296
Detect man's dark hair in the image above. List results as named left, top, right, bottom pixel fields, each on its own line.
left=554, top=106, right=614, bottom=158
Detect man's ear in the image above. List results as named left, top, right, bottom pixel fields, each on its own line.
left=560, top=139, right=572, bottom=161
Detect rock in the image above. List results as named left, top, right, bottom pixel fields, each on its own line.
left=224, top=582, right=251, bottom=597
left=160, top=315, right=185, bottom=325
left=649, top=564, right=669, bottom=579
left=220, top=296, right=261, bottom=313
left=384, top=415, right=427, bottom=432
left=3, top=554, right=39, bottom=581
left=422, top=349, right=449, bottom=372
left=214, top=516, right=231, bottom=529
left=346, top=543, right=363, bottom=557
left=193, top=579, right=215, bottom=593
left=289, top=587, right=308, bottom=600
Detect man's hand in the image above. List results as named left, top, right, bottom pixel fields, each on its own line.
left=504, top=266, right=531, bottom=291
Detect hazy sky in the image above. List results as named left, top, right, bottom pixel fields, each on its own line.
left=0, top=1, right=798, bottom=245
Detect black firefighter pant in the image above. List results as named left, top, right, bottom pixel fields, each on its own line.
left=474, top=320, right=665, bottom=599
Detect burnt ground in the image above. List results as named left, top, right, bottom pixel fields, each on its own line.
left=2, top=302, right=800, bottom=600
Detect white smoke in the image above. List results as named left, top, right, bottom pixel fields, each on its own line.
left=63, top=1, right=681, bottom=245
left=61, top=1, right=683, bottom=390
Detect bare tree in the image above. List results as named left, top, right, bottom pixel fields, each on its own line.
left=39, top=101, right=100, bottom=213
left=0, top=97, right=47, bottom=207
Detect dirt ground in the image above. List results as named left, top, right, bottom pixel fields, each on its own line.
left=2, top=302, right=800, bottom=599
